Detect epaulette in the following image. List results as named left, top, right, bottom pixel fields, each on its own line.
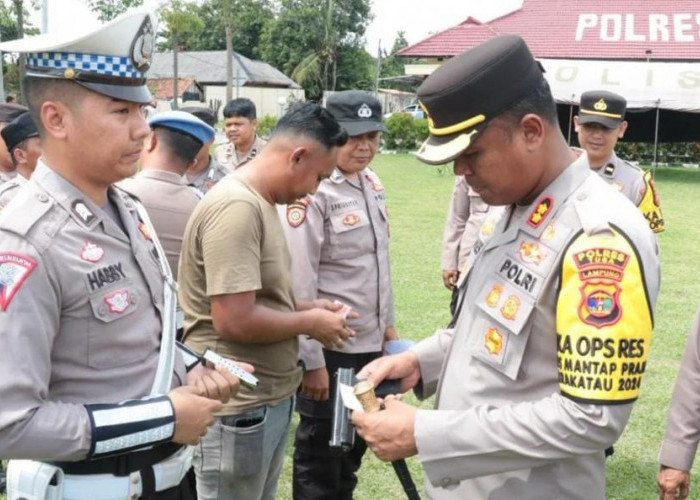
left=618, top=156, right=643, bottom=174
left=0, top=182, right=55, bottom=237
left=112, top=183, right=139, bottom=211
left=572, top=183, right=612, bottom=237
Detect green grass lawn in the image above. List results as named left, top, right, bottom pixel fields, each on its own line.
left=273, top=156, right=700, bottom=499
left=2, top=157, right=696, bottom=500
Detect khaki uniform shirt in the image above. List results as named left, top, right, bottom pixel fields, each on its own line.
left=213, top=136, right=266, bottom=171
left=179, top=175, right=302, bottom=414
left=185, top=156, right=229, bottom=194
left=575, top=148, right=665, bottom=234
left=441, top=176, right=505, bottom=273
left=0, top=162, right=184, bottom=461
left=411, top=157, right=660, bottom=499
left=119, top=169, right=201, bottom=281
left=659, top=307, right=700, bottom=471
left=281, top=167, right=394, bottom=370
left=0, top=169, right=17, bottom=186
left=0, top=174, right=27, bottom=209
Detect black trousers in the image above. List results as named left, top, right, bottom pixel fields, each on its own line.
left=293, top=350, right=381, bottom=500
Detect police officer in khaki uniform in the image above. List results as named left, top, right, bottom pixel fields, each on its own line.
left=213, top=97, right=266, bottom=171
left=352, top=35, right=660, bottom=500
left=441, top=178, right=504, bottom=290
left=282, top=91, right=396, bottom=499
left=120, top=111, right=214, bottom=280
left=0, top=111, right=41, bottom=209
left=657, top=306, right=700, bottom=500
left=0, top=102, right=29, bottom=185
left=0, top=12, right=244, bottom=500
left=574, top=90, right=665, bottom=234
left=182, top=106, right=229, bottom=194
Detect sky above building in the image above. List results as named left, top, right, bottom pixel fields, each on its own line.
left=29, top=0, right=522, bottom=53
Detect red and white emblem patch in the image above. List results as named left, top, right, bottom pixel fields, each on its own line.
left=0, top=253, right=37, bottom=311
left=80, top=241, right=105, bottom=263
left=104, top=289, right=130, bottom=314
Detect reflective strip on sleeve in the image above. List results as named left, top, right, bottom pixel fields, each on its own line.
left=85, top=395, right=175, bottom=458
left=556, top=226, right=653, bottom=404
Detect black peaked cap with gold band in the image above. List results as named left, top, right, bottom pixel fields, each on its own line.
left=0, top=11, right=156, bottom=104
left=578, top=90, right=627, bottom=129
left=416, top=35, right=544, bottom=165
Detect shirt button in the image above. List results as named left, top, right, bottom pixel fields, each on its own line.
left=97, top=305, right=107, bottom=317
left=131, top=475, right=139, bottom=485
left=35, top=193, right=49, bottom=203
left=577, top=192, right=587, bottom=201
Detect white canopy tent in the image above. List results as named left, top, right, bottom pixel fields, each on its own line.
left=539, top=58, right=700, bottom=166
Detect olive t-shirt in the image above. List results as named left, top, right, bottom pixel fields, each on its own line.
left=178, top=175, right=302, bottom=414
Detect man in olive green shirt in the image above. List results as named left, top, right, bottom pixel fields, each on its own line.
left=179, top=102, right=353, bottom=500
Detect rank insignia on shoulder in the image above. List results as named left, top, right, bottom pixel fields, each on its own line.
left=484, top=327, right=503, bottom=355
left=0, top=252, right=37, bottom=311
left=81, top=241, right=105, bottom=263
left=365, top=173, right=384, bottom=192
left=604, top=163, right=616, bottom=176
left=287, top=197, right=310, bottom=228
left=527, top=196, right=553, bottom=228
left=71, top=200, right=96, bottom=225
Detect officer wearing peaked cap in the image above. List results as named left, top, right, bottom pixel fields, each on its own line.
left=119, top=111, right=215, bottom=280
left=574, top=90, right=665, bottom=234
left=181, top=106, right=230, bottom=194
left=0, top=12, right=246, bottom=500
left=0, top=111, right=41, bottom=209
left=352, top=34, right=660, bottom=500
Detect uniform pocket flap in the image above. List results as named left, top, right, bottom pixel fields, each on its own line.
left=89, top=285, right=138, bottom=323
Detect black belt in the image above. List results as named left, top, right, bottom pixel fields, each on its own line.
left=50, top=442, right=183, bottom=476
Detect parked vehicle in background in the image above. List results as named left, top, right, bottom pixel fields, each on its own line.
left=384, top=102, right=426, bottom=120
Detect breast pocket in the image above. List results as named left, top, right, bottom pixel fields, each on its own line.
left=328, top=210, right=371, bottom=260
left=467, top=276, right=536, bottom=380
left=87, top=280, right=151, bottom=369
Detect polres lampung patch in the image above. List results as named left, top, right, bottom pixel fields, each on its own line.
left=556, top=228, right=652, bottom=404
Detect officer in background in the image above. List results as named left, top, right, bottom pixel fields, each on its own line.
left=120, top=110, right=214, bottom=280
left=0, top=12, right=245, bottom=500
left=352, top=35, right=660, bottom=499
left=0, top=102, right=29, bottom=184
left=441, top=179, right=503, bottom=290
left=657, top=305, right=700, bottom=500
left=0, top=111, right=41, bottom=208
left=282, top=91, right=397, bottom=499
left=181, top=106, right=229, bottom=194
left=574, top=90, right=665, bottom=234
left=214, top=97, right=266, bottom=171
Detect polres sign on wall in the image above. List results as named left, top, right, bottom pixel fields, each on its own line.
left=576, top=13, right=700, bottom=42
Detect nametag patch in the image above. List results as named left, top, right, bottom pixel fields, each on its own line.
left=496, top=257, right=544, bottom=298
left=87, top=263, right=126, bottom=291
left=81, top=241, right=105, bottom=263
left=0, top=252, right=37, bottom=311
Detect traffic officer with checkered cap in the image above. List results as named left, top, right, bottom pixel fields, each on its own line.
left=352, top=34, right=660, bottom=499
left=574, top=90, right=665, bottom=233
left=0, top=11, right=248, bottom=500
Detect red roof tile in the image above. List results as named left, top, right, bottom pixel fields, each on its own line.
left=399, top=0, right=700, bottom=61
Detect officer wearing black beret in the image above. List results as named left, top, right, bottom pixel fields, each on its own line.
left=352, top=34, right=660, bottom=500
left=0, top=102, right=28, bottom=183
left=574, top=89, right=665, bottom=233
left=0, top=111, right=41, bottom=209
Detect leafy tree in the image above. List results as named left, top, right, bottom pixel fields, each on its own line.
left=0, top=0, right=38, bottom=101
left=84, top=0, right=144, bottom=22
left=379, top=31, right=418, bottom=92
left=260, top=0, right=372, bottom=99
left=158, top=0, right=203, bottom=109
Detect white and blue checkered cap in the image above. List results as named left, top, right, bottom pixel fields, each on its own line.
left=0, top=11, right=156, bottom=104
